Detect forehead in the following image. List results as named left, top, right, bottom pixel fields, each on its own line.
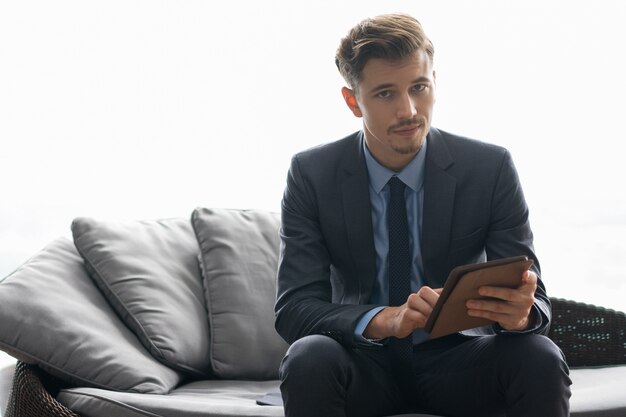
left=359, top=50, right=433, bottom=89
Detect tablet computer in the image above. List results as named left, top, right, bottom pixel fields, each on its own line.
left=424, top=255, right=534, bottom=339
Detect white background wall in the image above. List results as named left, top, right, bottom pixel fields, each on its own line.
left=1, top=1, right=625, bottom=368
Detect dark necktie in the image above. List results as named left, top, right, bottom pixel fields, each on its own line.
left=388, top=176, right=411, bottom=307
left=387, top=176, right=414, bottom=389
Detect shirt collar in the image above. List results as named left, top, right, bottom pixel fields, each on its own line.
left=362, top=131, right=427, bottom=194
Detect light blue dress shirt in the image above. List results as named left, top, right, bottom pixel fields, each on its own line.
left=354, top=135, right=429, bottom=344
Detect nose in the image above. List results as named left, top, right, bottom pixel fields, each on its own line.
left=396, top=93, right=417, bottom=120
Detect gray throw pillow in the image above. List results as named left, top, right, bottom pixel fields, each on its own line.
left=0, top=238, right=182, bottom=393
left=72, top=217, right=211, bottom=377
left=191, top=208, right=288, bottom=380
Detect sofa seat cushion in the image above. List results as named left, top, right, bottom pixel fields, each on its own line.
left=56, top=380, right=444, bottom=417
left=57, top=380, right=285, bottom=417
left=56, top=367, right=626, bottom=417
left=570, top=366, right=626, bottom=416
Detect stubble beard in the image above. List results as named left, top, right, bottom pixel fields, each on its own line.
left=390, top=128, right=427, bottom=155
left=390, top=138, right=424, bottom=155
left=387, top=117, right=428, bottom=155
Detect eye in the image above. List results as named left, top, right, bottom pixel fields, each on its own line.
left=375, top=90, right=392, bottom=99
left=411, top=84, right=427, bottom=93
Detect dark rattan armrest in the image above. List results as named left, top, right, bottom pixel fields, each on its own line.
left=549, top=297, right=626, bottom=367
left=5, top=361, right=79, bottom=417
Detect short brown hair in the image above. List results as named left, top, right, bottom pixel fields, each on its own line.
left=335, top=13, right=434, bottom=91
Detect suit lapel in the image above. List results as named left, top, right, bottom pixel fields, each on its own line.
left=422, top=128, right=456, bottom=284
left=341, top=133, right=377, bottom=302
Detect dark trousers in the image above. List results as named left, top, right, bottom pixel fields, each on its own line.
left=279, top=333, right=571, bottom=417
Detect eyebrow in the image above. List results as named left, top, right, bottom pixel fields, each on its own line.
left=368, top=77, right=431, bottom=94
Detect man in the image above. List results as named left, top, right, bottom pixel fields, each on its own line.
left=275, top=13, right=571, bottom=417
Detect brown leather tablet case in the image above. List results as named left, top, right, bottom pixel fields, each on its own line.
left=424, top=256, right=534, bottom=339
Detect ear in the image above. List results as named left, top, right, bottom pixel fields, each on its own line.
left=341, top=87, right=362, bottom=117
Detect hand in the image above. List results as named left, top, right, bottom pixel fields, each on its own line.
left=466, top=270, right=537, bottom=331
left=364, top=286, right=442, bottom=339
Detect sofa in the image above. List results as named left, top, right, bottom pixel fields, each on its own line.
left=0, top=207, right=625, bottom=417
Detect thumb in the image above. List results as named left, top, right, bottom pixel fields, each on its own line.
left=521, top=270, right=537, bottom=287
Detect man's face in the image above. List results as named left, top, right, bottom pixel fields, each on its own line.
left=343, top=50, right=435, bottom=171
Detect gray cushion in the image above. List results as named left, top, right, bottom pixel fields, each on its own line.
left=0, top=238, right=182, bottom=393
left=57, top=380, right=444, bottom=417
left=71, top=217, right=211, bottom=377
left=569, top=366, right=626, bottom=416
left=57, top=380, right=285, bottom=417
left=191, top=208, right=288, bottom=380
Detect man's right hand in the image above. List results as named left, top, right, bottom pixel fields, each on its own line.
left=363, top=286, right=442, bottom=339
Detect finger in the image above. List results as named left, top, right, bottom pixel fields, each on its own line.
left=478, top=271, right=538, bottom=297
left=434, top=288, right=443, bottom=294
left=521, top=270, right=538, bottom=286
left=479, top=280, right=536, bottom=301
left=466, top=299, right=513, bottom=314
left=416, top=286, right=440, bottom=307
left=467, top=308, right=528, bottom=331
left=470, top=298, right=534, bottom=329
left=407, top=292, right=436, bottom=316
left=477, top=286, right=520, bottom=302
left=467, top=308, right=514, bottom=323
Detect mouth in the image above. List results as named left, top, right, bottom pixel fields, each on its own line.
left=392, top=124, right=421, bottom=136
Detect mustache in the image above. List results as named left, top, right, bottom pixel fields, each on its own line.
left=387, top=117, right=425, bottom=134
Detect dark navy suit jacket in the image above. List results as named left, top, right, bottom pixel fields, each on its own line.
left=275, top=128, right=550, bottom=348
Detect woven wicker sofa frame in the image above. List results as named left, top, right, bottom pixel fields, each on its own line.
left=4, top=297, right=626, bottom=417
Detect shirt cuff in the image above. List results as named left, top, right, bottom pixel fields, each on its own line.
left=354, top=306, right=386, bottom=345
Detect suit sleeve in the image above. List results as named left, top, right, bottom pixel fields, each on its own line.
left=274, top=155, right=377, bottom=347
left=485, top=149, right=551, bottom=335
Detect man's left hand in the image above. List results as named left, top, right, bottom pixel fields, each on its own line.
left=466, top=270, right=537, bottom=331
